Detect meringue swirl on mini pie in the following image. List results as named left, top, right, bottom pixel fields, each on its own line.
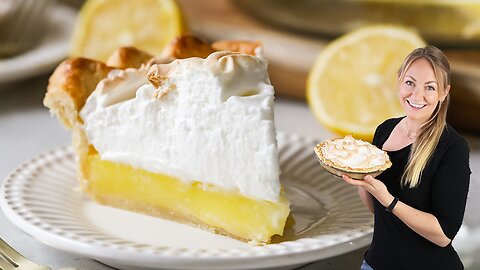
left=315, top=135, right=392, bottom=177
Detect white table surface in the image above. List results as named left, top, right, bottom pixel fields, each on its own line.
left=1, top=73, right=480, bottom=270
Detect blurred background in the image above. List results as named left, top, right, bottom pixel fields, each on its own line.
left=1, top=0, right=480, bottom=269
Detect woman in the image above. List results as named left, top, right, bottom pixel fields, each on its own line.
left=343, top=45, right=471, bottom=270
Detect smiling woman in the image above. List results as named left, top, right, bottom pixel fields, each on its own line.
left=399, top=59, right=447, bottom=121
left=395, top=61, right=442, bottom=143
left=396, top=47, right=452, bottom=188
left=342, top=46, right=471, bottom=270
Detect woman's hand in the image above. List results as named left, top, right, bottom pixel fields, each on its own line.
left=342, top=175, right=394, bottom=208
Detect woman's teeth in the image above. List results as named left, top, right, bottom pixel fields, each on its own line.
left=407, top=100, right=426, bottom=109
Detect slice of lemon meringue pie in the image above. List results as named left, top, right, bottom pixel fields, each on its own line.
left=44, top=38, right=290, bottom=244
left=314, top=135, right=392, bottom=180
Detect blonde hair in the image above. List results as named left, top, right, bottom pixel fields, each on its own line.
left=397, top=46, right=451, bottom=188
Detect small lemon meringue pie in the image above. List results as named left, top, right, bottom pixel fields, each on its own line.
left=314, top=135, right=392, bottom=180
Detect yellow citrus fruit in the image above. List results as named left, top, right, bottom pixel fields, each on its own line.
left=307, top=25, right=426, bottom=142
left=70, top=0, right=186, bottom=62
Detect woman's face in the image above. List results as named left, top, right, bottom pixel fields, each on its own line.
left=398, top=58, right=447, bottom=123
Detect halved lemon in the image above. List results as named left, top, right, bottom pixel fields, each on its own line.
left=307, top=25, right=426, bottom=142
left=70, top=0, right=186, bottom=62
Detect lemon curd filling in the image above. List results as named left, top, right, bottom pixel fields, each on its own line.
left=81, top=149, right=290, bottom=243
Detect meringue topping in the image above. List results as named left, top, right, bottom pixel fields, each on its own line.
left=317, top=135, right=390, bottom=171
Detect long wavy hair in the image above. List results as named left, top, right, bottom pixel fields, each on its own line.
left=397, top=46, right=451, bottom=188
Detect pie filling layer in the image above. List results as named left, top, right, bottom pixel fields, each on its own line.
left=81, top=149, right=290, bottom=243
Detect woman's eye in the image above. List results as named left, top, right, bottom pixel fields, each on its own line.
left=405, top=80, right=414, bottom=86
left=426, top=85, right=436, bottom=91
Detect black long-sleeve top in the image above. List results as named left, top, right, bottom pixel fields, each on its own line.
left=364, top=117, right=471, bottom=270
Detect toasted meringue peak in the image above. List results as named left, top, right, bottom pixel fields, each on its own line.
left=84, top=67, right=149, bottom=111
left=147, top=60, right=180, bottom=99
left=206, top=51, right=270, bottom=101
left=146, top=51, right=271, bottom=101
left=147, top=61, right=177, bottom=85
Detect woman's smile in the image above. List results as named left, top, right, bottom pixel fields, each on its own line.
left=405, top=99, right=427, bottom=109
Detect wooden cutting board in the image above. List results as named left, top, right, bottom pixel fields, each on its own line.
left=177, top=0, right=480, bottom=135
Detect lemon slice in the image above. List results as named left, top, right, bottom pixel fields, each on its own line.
left=307, top=25, right=426, bottom=142
left=70, top=0, right=186, bottom=62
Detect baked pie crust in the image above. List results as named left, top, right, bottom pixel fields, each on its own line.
left=314, top=135, right=392, bottom=180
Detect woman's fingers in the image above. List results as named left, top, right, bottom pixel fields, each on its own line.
left=343, top=174, right=376, bottom=192
left=363, top=175, right=377, bottom=191
left=343, top=174, right=391, bottom=206
left=342, top=175, right=378, bottom=194
left=363, top=175, right=374, bottom=182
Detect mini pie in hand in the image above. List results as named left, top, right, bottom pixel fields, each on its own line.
left=314, top=135, right=392, bottom=180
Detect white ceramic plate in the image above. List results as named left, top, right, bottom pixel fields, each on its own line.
left=0, top=4, right=76, bottom=84
left=0, top=133, right=373, bottom=270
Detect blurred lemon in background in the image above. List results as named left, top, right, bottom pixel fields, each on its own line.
left=70, top=0, right=185, bottom=61
left=306, top=25, right=426, bottom=142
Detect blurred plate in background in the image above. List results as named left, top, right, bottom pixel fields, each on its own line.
left=0, top=4, right=76, bottom=85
